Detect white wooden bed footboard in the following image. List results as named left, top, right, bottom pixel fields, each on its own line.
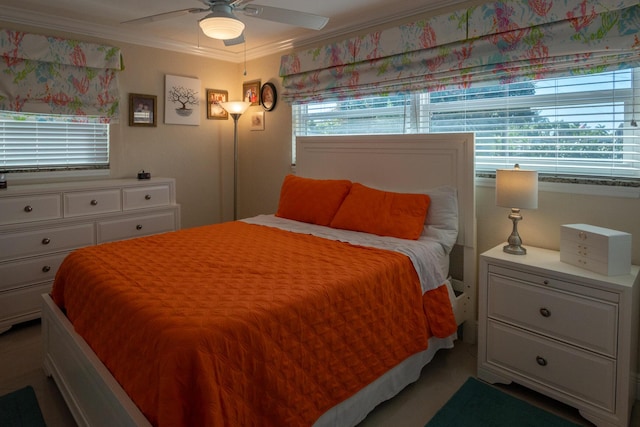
left=42, top=294, right=151, bottom=427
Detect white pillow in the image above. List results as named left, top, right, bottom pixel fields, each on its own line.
left=422, top=185, right=458, bottom=253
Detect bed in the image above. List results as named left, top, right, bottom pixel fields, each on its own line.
left=41, top=133, right=476, bottom=427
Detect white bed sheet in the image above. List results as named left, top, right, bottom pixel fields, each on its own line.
left=242, top=214, right=448, bottom=294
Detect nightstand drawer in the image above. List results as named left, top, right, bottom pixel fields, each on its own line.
left=0, top=253, right=67, bottom=291
left=97, top=211, right=176, bottom=243
left=64, top=189, right=122, bottom=217
left=0, top=194, right=62, bottom=225
left=123, top=185, right=171, bottom=210
left=487, top=321, right=615, bottom=412
left=0, top=224, right=95, bottom=261
left=488, top=273, right=618, bottom=356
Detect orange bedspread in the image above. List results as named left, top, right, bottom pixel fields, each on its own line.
left=52, top=221, right=456, bottom=427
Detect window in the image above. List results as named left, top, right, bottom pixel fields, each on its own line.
left=293, top=69, right=640, bottom=180
left=0, top=112, right=109, bottom=172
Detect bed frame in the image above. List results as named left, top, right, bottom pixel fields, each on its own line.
left=42, top=133, right=476, bottom=427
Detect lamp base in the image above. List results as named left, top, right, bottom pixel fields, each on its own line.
left=503, top=208, right=527, bottom=255
left=503, top=243, right=527, bottom=255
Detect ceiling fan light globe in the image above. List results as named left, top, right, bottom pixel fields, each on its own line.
left=199, top=13, right=245, bottom=40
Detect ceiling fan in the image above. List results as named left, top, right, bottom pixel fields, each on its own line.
left=122, top=0, right=330, bottom=46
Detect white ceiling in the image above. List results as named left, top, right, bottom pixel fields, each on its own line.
left=1, top=0, right=471, bottom=62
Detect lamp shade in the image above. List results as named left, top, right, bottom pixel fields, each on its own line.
left=220, top=101, right=251, bottom=115
left=496, top=165, right=538, bottom=209
left=198, top=9, right=245, bottom=40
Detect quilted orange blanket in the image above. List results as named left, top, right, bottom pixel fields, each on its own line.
left=52, top=221, right=456, bottom=427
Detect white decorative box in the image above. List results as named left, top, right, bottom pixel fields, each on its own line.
left=560, top=224, right=631, bottom=276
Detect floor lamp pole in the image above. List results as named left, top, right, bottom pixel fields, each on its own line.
left=230, top=113, right=241, bottom=221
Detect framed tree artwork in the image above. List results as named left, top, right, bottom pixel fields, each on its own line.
left=165, top=75, right=200, bottom=126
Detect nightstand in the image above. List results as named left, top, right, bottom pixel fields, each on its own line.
left=477, top=244, right=639, bottom=427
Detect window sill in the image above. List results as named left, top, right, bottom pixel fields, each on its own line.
left=3, top=168, right=110, bottom=184
left=476, top=176, right=640, bottom=199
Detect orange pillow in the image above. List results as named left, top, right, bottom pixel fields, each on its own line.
left=330, top=183, right=430, bottom=240
left=276, top=175, right=352, bottom=226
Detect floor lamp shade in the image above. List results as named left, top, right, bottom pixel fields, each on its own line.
left=495, top=164, right=538, bottom=255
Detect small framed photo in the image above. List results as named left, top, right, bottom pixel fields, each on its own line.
left=260, top=82, right=277, bottom=112
left=129, top=93, right=157, bottom=127
left=206, top=89, right=228, bottom=120
left=250, top=111, right=264, bottom=131
left=242, top=79, right=261, bottom=106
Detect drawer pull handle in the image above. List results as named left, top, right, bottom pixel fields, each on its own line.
left=24, top=205, right=33, bottom=212
left=136, top=224, right=143, bottom=230
left=543, top=280, right=549, bottom=285
left=539, top=308, right=551, bottom=317
left=42, top=238, right=51, bottom=245
left=536, top=356, right=548, bottom=367
left=42, top=265, right=51, bottom=273
left=90, top=199, right=98, bottom=206
left=578, top=231, right=587, bottom=240
left=145, top=194, right=151, bottom=200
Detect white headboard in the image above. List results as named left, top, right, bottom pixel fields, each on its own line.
left=296, top=133, right=476, bottom=339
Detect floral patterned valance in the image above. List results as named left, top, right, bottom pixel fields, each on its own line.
left=280, top=0, right=640, bottom=104
left=0, top=29, right=122, bottom=119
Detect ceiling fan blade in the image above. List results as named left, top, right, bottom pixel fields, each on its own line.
left=240, top=5, right=329, bottom=30
left=223, top=33, right=245, bottom=46
left=121, top=8, right=208, bottom=25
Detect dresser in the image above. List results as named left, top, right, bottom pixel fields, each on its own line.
left=478, top=244, right=639, bottom=427
left=0, top=178, right=181, bottom=333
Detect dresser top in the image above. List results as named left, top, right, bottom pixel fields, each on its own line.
left=0, top=177, right=175, bottom=197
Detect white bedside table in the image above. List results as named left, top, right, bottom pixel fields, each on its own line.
left=477, top=244, right=639, bottom=427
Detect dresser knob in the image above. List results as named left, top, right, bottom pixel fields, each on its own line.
left=536, top=356, right=548, bottom=367
left=41, top=238, right=51, bottom=245
left=24, top=205, right=33, bottom=212
left=42, top=265, right=51, bottom=273
left=90, top=199, right=98, bottom=206
left=543, top=280, right=549, bottom=285
left=145, top=194, right=151, bottom=200
left=539, top=308, right=551, bottom=317
left=136, top=224, right=143, bottom=230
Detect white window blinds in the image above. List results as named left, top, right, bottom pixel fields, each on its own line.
left=292, top=69, right=640, bottom=179
left=0, top=112, right=109, bottom=171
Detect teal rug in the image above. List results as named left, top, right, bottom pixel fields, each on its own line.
left=426, top=377, right=582, bottom=427
left=0, top=386, right=47, bottom=427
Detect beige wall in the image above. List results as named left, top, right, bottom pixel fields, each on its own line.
left=4, top=21, right=640, bottom=288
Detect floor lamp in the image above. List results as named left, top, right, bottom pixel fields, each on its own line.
left=220, top=101, right=251, bottom=220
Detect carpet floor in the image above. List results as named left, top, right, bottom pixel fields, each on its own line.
left=426, top=377, right=582, bottom=427
left=0, top=386, right=47, bottom=427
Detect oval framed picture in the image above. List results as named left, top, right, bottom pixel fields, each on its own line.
left=260, top=82, right=277, bottom=112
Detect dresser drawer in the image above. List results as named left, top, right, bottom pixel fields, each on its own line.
left=0, top=224, right=95, bottom=261
left=488, top=273, right=618, bottom=356
left=486, top=321, right=615, bottom=412
left=0, top=253, right=67, bottom=291
left=0, top=282, right=51, bottom=323
left=0, top=194, right=62, bottom=225
left=64, top=189, right=122, bottom=217
left=123, top=185, right=171, bottom=210
left=97, top=211, right=176, bottom=243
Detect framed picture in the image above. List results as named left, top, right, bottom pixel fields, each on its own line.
left=165, top=75, right=200, bottom=126
left=129, top=93, right=157, bottom=127
left=242, top=79, right=261, bottom=106
left=260, top=82, right=277, bottom=112
left=206, top=89, right=228, bottom=120
left=250, top=111, right=264, bottom=131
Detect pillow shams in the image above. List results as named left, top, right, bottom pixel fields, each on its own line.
left=275, top=175, right=352, bottom=226
left=330, top=183, right=430, bottom=240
